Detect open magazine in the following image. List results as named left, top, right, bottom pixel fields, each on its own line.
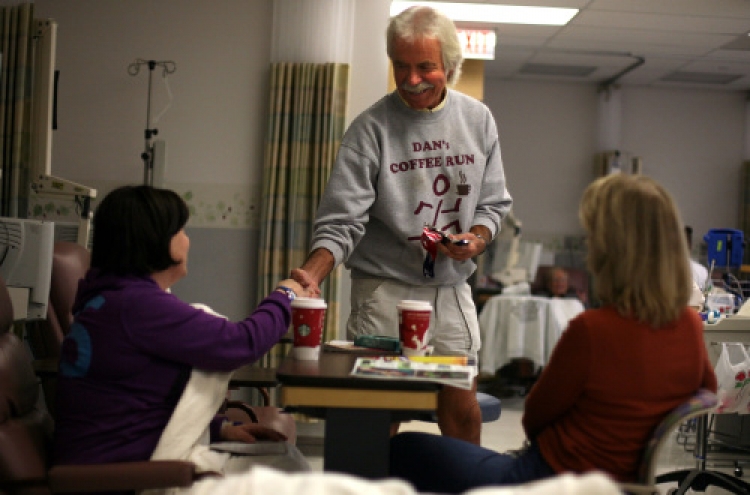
left=350, top=356, right=476, bottom=390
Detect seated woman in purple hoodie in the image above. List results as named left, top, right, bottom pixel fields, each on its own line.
left=53, top=185, right=312, bottom=471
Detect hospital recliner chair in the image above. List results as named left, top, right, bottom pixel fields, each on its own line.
left=619, top=388, right=724, bottom=495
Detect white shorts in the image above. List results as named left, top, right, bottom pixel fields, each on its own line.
left=346, top=278, right=480, bottom=361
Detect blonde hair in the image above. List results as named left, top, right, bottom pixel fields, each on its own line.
left=386, top=6, right=463, bottom=85
left=579, top=174, right=692, bottom=327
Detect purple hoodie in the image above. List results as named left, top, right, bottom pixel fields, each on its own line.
left=53, top=270, right=291, bottom=465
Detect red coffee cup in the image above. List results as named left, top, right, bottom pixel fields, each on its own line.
left=397, top=300, right=432, bottom=356
left=291, top=297, right=327, bottom=360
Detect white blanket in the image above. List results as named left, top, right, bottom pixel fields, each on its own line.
left=184, top=468, right=623, bottom=495
left=149, top=303, right=235, bottom=475
left=149, top=369, right=233, bottom=474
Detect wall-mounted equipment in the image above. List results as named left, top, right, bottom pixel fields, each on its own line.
left=29, top=19, right=97, bottom=248
left=593, top=150, right=642, bottom=177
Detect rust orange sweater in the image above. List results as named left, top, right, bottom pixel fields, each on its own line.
left=522, top=306, right=717, bottom=482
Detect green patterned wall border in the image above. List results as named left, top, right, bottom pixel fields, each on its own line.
left=173, top=182, right=260, bottom=229
left=27, top=180, right=261, bottom=230
left=25, top=180, right=594, bottom=262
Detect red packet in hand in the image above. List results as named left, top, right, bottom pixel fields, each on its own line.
left=421, top=226, right=443, bottom=278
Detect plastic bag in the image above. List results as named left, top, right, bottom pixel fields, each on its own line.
left=715, top=343, right=750, bottom=414
left=733, top=346, right=750, bottom=415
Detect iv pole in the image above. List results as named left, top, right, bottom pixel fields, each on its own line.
left=127, top=59, right=176, bottom=185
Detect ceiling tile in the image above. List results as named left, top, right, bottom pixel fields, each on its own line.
left=426, top=0, right=750, bottom=89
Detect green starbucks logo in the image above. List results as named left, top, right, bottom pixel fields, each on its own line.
left=298, top=324, right=311, bottom=337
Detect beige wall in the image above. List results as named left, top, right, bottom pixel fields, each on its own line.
left=26, top=0, right=750, bottom=320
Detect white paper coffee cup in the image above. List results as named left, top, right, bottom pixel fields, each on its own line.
left=397, top=300, right=432, bottom=356
left=291, top=297, right=327, bottom=360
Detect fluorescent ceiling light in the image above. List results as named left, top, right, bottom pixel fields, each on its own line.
left=390, top=1, right=578, bottom=26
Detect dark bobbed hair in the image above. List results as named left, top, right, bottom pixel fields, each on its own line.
left=91, top=185, right=189, bottom=276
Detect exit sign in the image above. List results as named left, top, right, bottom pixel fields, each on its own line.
left=457, top=29, right=496, bottom=60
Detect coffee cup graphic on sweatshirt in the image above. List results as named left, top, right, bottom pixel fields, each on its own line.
left=457, top=171, right=471, bottom=195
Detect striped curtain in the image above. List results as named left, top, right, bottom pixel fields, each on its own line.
left=0, top=2, right=34, bottom=217
left=258, top=62, right=349, bottom=368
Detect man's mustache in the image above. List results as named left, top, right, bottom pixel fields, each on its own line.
left=400, top=82, right=434, bottom=93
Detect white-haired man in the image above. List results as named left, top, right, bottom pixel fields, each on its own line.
left=292, top=5, right=512, bottom=444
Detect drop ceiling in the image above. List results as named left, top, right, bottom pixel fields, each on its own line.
left=428, top=0, right=750, bottom=91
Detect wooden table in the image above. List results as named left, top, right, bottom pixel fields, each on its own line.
left=276, top=351, right=440, bottom=479
left=229, top=364, right=280, bottom=405
left=230, top=365, right=278, bottom=388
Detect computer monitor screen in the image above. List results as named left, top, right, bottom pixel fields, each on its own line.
left=0, top=217, right=54, bottom=320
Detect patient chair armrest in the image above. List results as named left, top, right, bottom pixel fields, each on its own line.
left=48, top=460, right=207, bottom=492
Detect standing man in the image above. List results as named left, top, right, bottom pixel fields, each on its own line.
left=292, top=5, right=512, bottom=445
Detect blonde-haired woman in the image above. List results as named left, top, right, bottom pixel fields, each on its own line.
left=389, top=174, right=717, bottom=493
left=580, top=173, right=694, bottom=325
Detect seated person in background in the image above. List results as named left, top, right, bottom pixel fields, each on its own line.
left=389, top=173, right=717, bottom=493
left=53, top=185, right=312, bottom=472
left=534, top=266, right=584, bottom=302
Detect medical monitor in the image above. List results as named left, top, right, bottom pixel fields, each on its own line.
left=0, top=217, right=54, bottom=320
left=488, top=239, right=542, bottom=285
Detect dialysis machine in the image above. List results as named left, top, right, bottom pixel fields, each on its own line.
left=29, top=19, right=96, bottom=247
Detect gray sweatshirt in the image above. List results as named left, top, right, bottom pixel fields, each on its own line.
left=311, top=89, right=512, bottom=287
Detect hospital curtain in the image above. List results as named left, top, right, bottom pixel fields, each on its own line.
left=258, top=62, right=349, bottom=368
left=0, top=2, right=34, bottom=217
